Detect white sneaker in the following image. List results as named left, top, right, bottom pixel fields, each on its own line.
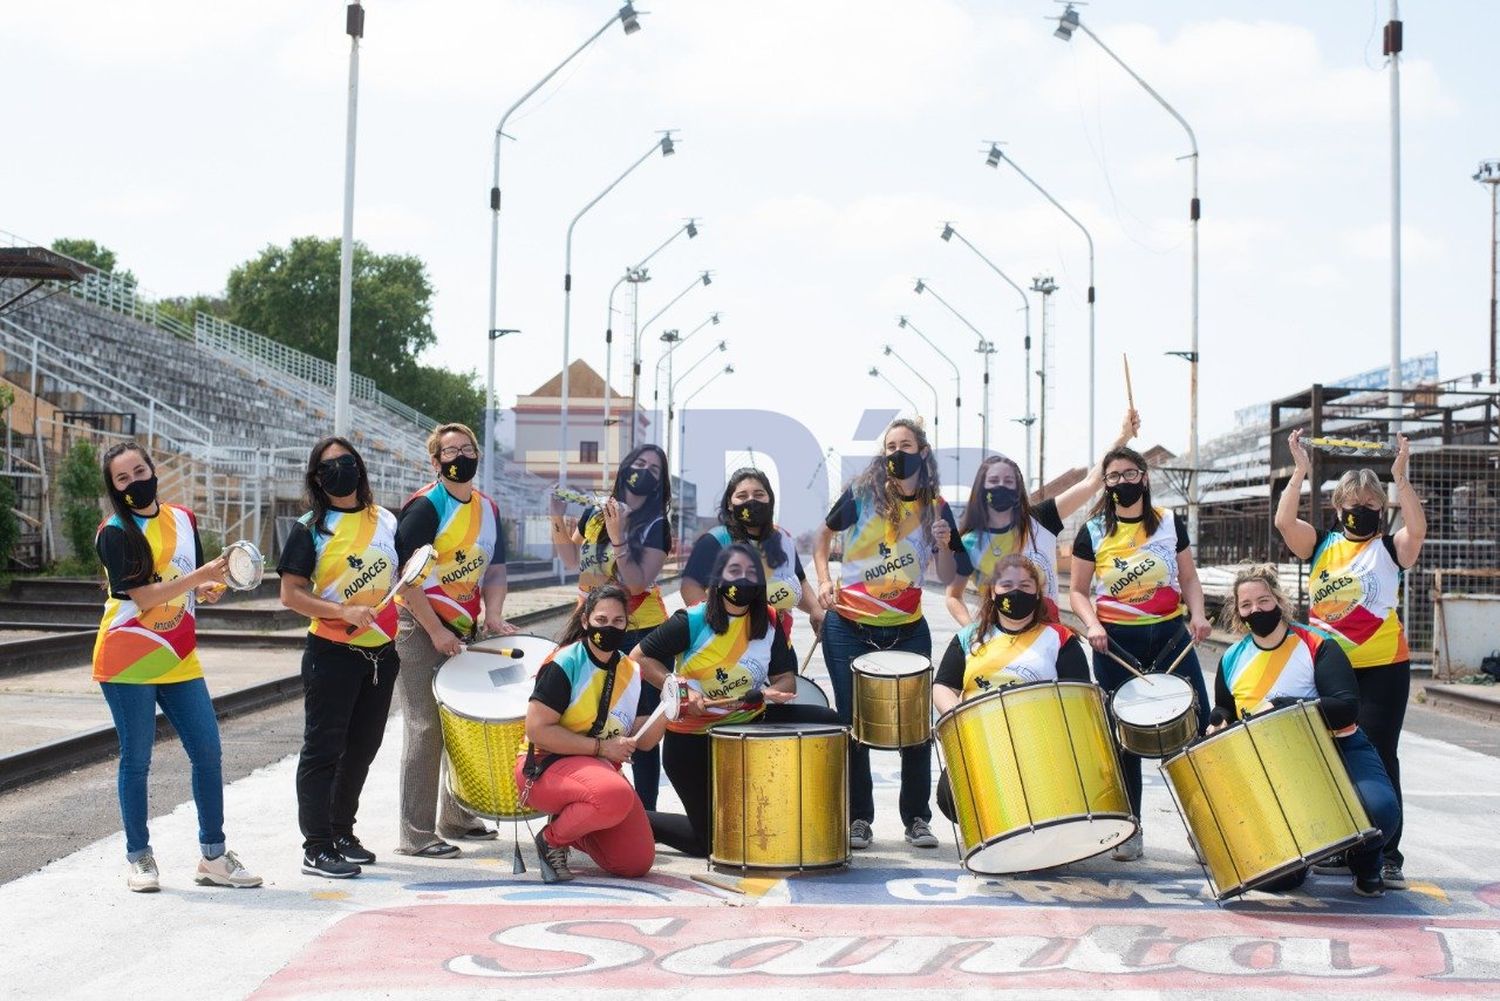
left=195, top=849, right=263, bottom=888
left=1111, top=830, right=1144, bottom=862
left=849, top=819, right=873, bottom=850
left=127, top=855, right=160, bottom=893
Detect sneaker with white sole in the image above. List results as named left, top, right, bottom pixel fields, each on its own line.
left=904, top=818, right=939, bottom=848
left=195, top=849, right=263, bottom=888
left=127, top=855, right=160, bottom=893
left=302, top=848, right=361, bottom=879
left=1380, top=863, right=1408, bottom=889
left=1111, top=830, right=1144, bottom=861
left=535, top=827, right=574, bottom=883
left=849, top=819, right=873, bottom=850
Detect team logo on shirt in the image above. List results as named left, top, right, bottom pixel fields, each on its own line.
left=347, top=554, right=364, bottom=570
left=704, top=663, right=753, bottom=700
left=1113, top=557, right=1129, bottom=572
left=138, top=558, right=190, bottom=632
left=878, top=541, right=892, bottom=558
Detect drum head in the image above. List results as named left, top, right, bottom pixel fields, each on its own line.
left=791, top=674, right=831, bottom=708
left=433, top=634, right=555, bottom=720
left=851, top=650, right=930, bottom=678
left=712, top=722, right=848, bottom=739
left=967, top=817, right=1136, bottom=875
left=223, top=541, right=264, bottom=590
left=1113, top=673, right=1195, bottom=726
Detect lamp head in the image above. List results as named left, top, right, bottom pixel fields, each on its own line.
left=883, top=345, right=893, bottom=356
left=940, top=223, right=955, bottom=242
left=710, top=312, right=721, bottom=324
left=660, top=132, right=675, bottom=156
left=620, top=3, right=642, bottom=34
left=985, top=144, right=1003, bottom=168
left=1054, top=4, right=1079, bottom=41
left=897, top=315, right=908, bottom=329
left=701, top=271, right=712, bottom=286
left=724, top=364, right=734, bottom=374
left=868, top=367, right=879, bottom=378
left=716, top=340, right=727, bottom=352
left=685, top=219, right=699, bottom=238
left=661, top=329, right=679, bottom=343
left=913, top=279, right=926, bottom=294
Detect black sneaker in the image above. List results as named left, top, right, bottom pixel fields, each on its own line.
left=534, top=827, right=573, bottom=883
left=333, top=835, right=376, bottom=865
left=303, top=848, right=361, bottom=879
left=1311, top=852, right=1350, bottom=875
left=1381, top=863, right=1408, bottom=889
left=1353, top=874, right=1385, bottom=898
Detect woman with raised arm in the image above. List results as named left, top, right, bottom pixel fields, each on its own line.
left=1273, top=429, right=1424, bottom=889
left=1068, top=445, right=1213, bottom=862
left=946, top=409, right=1139, bottom=626
left=812, top=418, right=968, bottom=852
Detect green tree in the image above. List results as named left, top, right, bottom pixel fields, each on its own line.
left=398, top=364, right=485, bottom=428
left=159, top=293, right=230, bottom=329
left=0, top=387, right=18, bottom=571
left=226, top=237, right=435, bottom=387
left=57, top=439, right=103, bottom=574
left=50, top=238, right=136, bottom=285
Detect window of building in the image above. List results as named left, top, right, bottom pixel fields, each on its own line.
left=580, top=440, right=599, bottom=464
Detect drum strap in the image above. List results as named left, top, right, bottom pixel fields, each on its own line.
left=522, top=657, right=619, bottom=782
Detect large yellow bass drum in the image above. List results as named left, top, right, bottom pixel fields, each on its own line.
left=1161, top=700, right=1378, bottom=900
left=710, top=722, right=849, bottom=871
left=936, top=680, right=1135, bottom=874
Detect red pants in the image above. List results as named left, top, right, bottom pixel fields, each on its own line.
left=514, top=755, right=654, bottom=878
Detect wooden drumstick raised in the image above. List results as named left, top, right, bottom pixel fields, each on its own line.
left=462, top=646, right=525, bottom=658
left=800, top=634, right=822, bottom=673
left=1123, top=352, right=1136, bottom=412
left=1160, top=639, right=1197, bottom=676
left=1098, top=645, right=1148, bottom=680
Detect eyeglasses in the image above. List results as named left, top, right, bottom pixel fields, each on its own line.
left=1103, top=468, right=1144, bottom=486
left=438, top=446, right=479, bottom=460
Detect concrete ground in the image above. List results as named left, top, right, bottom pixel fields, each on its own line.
left=1, top=588, right=1498, bottom=1000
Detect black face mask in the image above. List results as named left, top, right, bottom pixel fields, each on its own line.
left=731, top=499, right=772, bottom=529
left=442, top=454, right=478, bottom=484
left=316, top=455, right=361, bottom=498
left=996, top=589, right=1039, bottom=621
left=1246, top=607, right=1284, bottom=638
left=116, top=475, right=158, bottom=512
left=885, top=449, right=922, bottom=480
left=586, top=624, right=627, bottom=654
left=623, top=467, right=659, bottom=497
left=1341, top=505, right=1381, bottom=538
left=985, top=485, right=1020, bottom=513
left=720, top=578, right=764, bottom=609
left=1109, top=480, right=1145, bottom=508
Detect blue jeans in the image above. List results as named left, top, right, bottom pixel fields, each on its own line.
left=99, top=678, right=225, bottom=862
left=1094, top=619, right=1212, bottom=817
left=822, top=612, right=933, bottom=826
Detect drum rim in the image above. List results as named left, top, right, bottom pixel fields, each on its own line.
left=933, top=678, right=1102, bottom=730
left=708, top=855, right=850, bottom=872
left=1111, top=672, right=1197, bottom=720
left=1160, top=697, right=1318, bottom=764
left=850, top=650, right=931, bottom=677
left=1207, top=829, right=1379, bottom=900
left=960, top=812, right=1138, bottom=876
left=710, top=722, right=850, bottom=738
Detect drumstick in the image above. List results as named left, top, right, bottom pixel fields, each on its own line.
left=1160, top=639, right=1196, bottom=676
left=691, top=872, right=747, bottom=895
left=462, top=647, right=525, bottom=659
left=800, top=635, right=822, bottom=673
left=1098, top=646, right=1147, bottom=680
left=1123, top=353, right=1136, bottom=412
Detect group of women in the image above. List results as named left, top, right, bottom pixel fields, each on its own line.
left=89, top=409, right=1423, bottom=900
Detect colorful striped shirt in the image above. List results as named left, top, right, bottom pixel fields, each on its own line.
left=92, top=504, right=204, bottom=684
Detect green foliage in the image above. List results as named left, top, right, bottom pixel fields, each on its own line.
left=400, top=364, right=485, bottom=429
left=159, top=293, right=229, bottom=329
left=50, top=238, right=136, bottom=286
left=226, top=236, right=436, bottom=388
left=199, top=529, right=223, bottom=561
left=57, top=439, right=103, bottom=574
left=0, top=474, right=18, bottom=573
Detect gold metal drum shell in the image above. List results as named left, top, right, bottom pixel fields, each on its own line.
left=710, top=723, right=850, bottom=871
left=851, top=654, right=932, bottom=749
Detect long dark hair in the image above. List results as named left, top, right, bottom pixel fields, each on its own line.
left=304, top=436, right=374, bottom=535
left=703, top=542, right=770, bottom=639
left=557, top=582, right=631, bottom=648
left=600, top=443, right=673, bottom=564
left=958, top=454, right=1034, bottom=553
left=847, top=417, right=941, bottom=543
left=969, top=554, right=1054, bottom=653
left=99, top=441, right=158, bottom=582
left=1087, top=445, right=1161, bottom=537
left=716, top=467, right=789, bottom=570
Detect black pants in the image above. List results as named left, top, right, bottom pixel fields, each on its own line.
left=1355, top=661, right=1409, bottom=866
left=296, top=636, right=399, bottom=853
left=622, top=628, right=663, bottom=810
left=648, top=702, right=843, bottom=858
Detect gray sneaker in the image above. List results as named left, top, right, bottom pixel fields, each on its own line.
left=904, top=818, right=939, bottom=848
left=1312, top=852, right=1350, bottom=875
left=849, top=819, right=873, bottom=850
left=127, top=854, right=160, bottom=893
left=1111, top=830, right=1144, bottom=861
left=535, top=827, right=574, bottom=883
left=1381, top=863, right=1408, bottom=889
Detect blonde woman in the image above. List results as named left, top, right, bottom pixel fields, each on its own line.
left=1273, top=429, right=1424, bottom=889
left=1206, top=565, right=1400, bottom=898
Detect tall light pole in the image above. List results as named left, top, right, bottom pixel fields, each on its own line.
left=654, top=312, right=721, bottom=415
left=484, top=2, right=642, bottom=495
left=333, top=1, right=364, bottom=438
left=603, top=219, right=699, bottom=473
left=1031, top=276, right=1058, bottom=488
left=677, top=363, right=734, bottom=546
left=1477, top=160, right=1500, bottom=384
left=632, top=270, right=712, bottom=448
left=559, top=133, right=676, bottom=487
left=668, top=338, right=728, bottom=473
left=984, top=143, right=1095, bottom=462
left=883, top=344, right=939, bottom=453
left=941, top=222, right=1033, bottom=486
left=914, top=279, right=994, bottom=455
left=1385, top=0, right=1404, bottom=429
left=1055, top=2, right=1201, bottom=542
left=869, top=367, right=920, bottom=416
left=897, top=315, right=961, bottom=479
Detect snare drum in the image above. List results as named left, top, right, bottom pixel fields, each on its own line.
left=851, top=650, right=932, bottom=749
left=432, top=634, right=558, bottom=821
left=710, top=723, right=849, bottom=871
left=935, top=681, right=1135, bottom=874
left=1161, top=701, right=1378, bottom=900
left=1111, top=673, right=1199, bottom=758
left=790, top=674, right=831, bottom=709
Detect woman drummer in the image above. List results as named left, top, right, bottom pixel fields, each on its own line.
left=550, top=444, right=673, bottom=809
left=632, top=543, right=841, bottom=858
left=93, top=442, right=262, bottom=893
left=946, top=408, right=1140, bottom=625
left=277, top=437, right=407, bottom=879
left=812, top=417, right=968, bottom=851
left=1206, top=564, right=1400, bottom=898
left=518, top=583, right=666, bottom=883
left=1273, top=430, right=1424, bottom=889
left=392, top=421, right=518, bottom=860
left=680, top=467, right=824, bottom=638
left=1068, top=445, right=1213, bottom=862
left=932, top=555, right=1092, bottom=825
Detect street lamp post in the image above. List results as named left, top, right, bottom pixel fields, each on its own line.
left=483, top=1, right=642, bottom=496
left=897, top=315, right=961, bottom=478
left=1054, top=3, right=1201, bottom=541
left=1031, top=276, right=1058, bottom=488
left=869, top=367, right=920, bottom=416
left=654, top=312, right=721, bottom=417
left=883, top=344, right=939, bottom=450
left=914, top=279, right=994, bottom=455
left=333, top=1, right=364, bottom=438
left=1476, top=160, right=1500, bottom=384
left=559, top=133, right=676, bottom=488
left=668, top=338, right=728, bottom=472
left=984, top=143, right=1096, bottom=463
left=632, top=270, right=712, bottom=448
left=677, top=363, right=734, bottom=547
left=941, top=222, right=1034, bottom=487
